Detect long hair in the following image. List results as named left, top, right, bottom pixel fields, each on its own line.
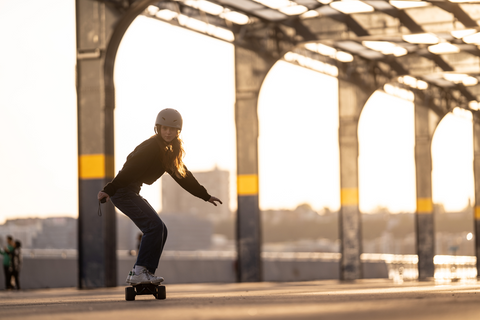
left=154, top=125, right=187, bottom=178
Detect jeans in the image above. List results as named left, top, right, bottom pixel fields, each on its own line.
left=110, top=184, right=168, bottom=273
left=3, top=265, right=12, bottom=289
left=10, top=270, right=19, bottom=290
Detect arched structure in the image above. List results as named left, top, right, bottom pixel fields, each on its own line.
left=76, top=0, right=480, bottom=287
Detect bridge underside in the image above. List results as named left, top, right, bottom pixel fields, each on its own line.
left=76, top=0, right=480, bottom=287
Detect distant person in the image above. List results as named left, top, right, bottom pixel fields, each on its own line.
left=0, top=235, right=14, bottom=290
left=11, top=240, right=22, bottom=290
left=97, top=108, right=222, bottom=285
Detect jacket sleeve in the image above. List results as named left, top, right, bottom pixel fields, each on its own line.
left=103, top=140, right=158, bottom=196
left=170, top=166, right=211, bottom=201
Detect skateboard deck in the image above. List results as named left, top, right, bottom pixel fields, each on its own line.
left=125, top=283, right=166, bottom=301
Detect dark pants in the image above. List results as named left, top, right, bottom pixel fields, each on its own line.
left=110, top=184, right=168, bottom=273
left=3, top=266, right=12, bottom=289
left=11, top=270, right=19, bottom=290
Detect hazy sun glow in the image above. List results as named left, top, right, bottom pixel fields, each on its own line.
left=432, top=109, right=474, bottom=211
left=359, top=91, right=416, bottom=213
left=258, top=61, right=340, bottom=212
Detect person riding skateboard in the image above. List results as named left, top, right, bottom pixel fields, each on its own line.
left=97, top=108, right=222, bottom=285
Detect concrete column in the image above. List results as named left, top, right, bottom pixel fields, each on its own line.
left=234, top=46, right=274, bottom=282
left=338, top=79, right=368, bottom=280
left=472, top=117, right=480, bottom=278
left=414, top=101, right=435, bottom=280
left=76, top=0, right=119, bottom=288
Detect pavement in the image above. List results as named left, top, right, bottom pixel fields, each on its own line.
left=1, top=279, right=480, bottom=320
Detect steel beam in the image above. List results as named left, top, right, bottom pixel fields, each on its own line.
left=473, top=115, right=480, bottom=278
left=335, top=58, right=393, bottom=281
left=413, top=95, right=438, bottom=281
left=234, top=46, right=275, bottom=282
left=337, top=78, right=370, bottom=280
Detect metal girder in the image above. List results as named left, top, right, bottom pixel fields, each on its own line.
left=337, top=57, right=393, bottom=94
left=234, top=46, right=272, bottom=282
left=144, top=2, right=480, bottom=101
left=93, top=0, right=137, bottom=13
left=287, top=41, right=470, bottom=120
left=155, top=1, right=229, bottom=27
left=178, top=0, right=480, bottom=87
left=233, top=22, right=298, bottom=60
left=281, top=18, right=318, bottom=42
left=147, top=1, right=318, bottom=60
left=432, top=2, right=478, bottom=28
left=300, top=5, right=479, bottom=106
left=144, top=1, right=480, bottom=108
left=284, top=3, right=480, bottom=108
left=396, top=10, right=424, bottom=34
left=473, top=120, right=480, bottom=278
left=314, top=7, right=370, bottom=37
left=413, top=83, right=469, bottom=117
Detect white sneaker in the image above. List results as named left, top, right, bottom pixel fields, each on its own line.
left=125, top=270, right=134, bottom=284
left=129, top=269, right=164, bottom=285
left=150, top=274, right=164, bottom=285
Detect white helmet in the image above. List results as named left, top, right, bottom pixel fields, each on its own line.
left=155, top=108, right=183, bottom=130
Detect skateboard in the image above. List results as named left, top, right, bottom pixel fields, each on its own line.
left=125, top=283, right=166, bottom=301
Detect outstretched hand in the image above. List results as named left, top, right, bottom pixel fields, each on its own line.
left=208, top=196, right=222, bottom=206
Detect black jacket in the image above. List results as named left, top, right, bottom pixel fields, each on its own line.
left=102, top=136, right=211, bottom=201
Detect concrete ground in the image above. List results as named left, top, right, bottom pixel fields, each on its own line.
left=1, top=279, right=480, bottom=320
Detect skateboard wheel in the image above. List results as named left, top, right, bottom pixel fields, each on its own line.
left=125, top=286, right=136, bottom=301
left=155, top=285, right=166, bottom=300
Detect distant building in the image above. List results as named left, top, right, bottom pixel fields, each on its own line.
left=0, top=217, right=76, bottom=249
left=116, top=212, right=140, bottom=251
left=0, top=218, right=42, bottom=248
left=0, top=213, right=214, bottom=251
left=162, top=167, right=231, bottom=218
left=32, top=217, right=77, bottom=249
left=162, top=214, right=213, bottom=250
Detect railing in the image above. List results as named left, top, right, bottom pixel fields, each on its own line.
left=361, top=253, right=477, bottom=282
left=20, top=249, right=478, bottom=282
left=433, top=255, right=477, bottom=282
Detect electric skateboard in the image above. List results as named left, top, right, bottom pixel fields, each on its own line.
left=125, top=283, right=166, bottom=301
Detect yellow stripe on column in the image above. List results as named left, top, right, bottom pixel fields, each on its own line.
left=341, top=188, right=358, bottom=206
left=475, top=206, right=480, bottom=220
left=78, top=154, right=114, bottom=179
left=237, top=174, right=258, bottom=196
left=417, top=198, right=433, bottom=214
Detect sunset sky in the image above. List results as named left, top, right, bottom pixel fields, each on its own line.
left=0, top=0, right=474, bottom=224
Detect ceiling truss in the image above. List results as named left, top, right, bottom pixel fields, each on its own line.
left=97, top=0, right=480, bottom=115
